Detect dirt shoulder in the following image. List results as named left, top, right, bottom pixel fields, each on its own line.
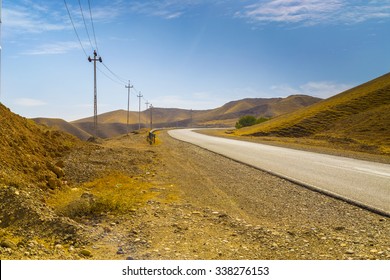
left=2, top=131, right=389, bottom=260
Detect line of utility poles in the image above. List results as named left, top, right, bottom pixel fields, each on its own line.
left=125, top=80, right=133, bottom=134
left=137, top=91, right=143, bottom=130
left=88, top=50, right=102, bottom=137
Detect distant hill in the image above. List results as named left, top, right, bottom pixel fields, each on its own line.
left=33, top=118, right=91, bottom=141
left=195, top=95, right=321, bottom=127
left=61, top=95, right=320, bottom=138
left=236, top=73, right=390, bottom=154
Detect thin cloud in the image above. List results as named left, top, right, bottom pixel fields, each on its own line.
left=3, top=5, right=67, bottom=35
left=21, top=41, right=86, bottom=56
left=236, top=0, right=390, bottom=26
left=129, top=0, right=204, bottom=19
left=14, top=98, right=47, bottom=107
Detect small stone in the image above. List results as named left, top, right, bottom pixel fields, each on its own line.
left=346, top=250, right=355, bottom=255
left=126, top=256, right=135, bottom=260
left=117, top=247, right=125, bottom=255
left=1, top=239, right=17, bottom=249
left=370, top=249, right=378, bottom=254
left=80, top=249, right=92, bottom=257
left=54, top=244, right=64, bottom=250
left=334, top=226, right=345, bottom=231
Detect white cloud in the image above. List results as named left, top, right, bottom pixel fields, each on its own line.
left=271, top=81, right=353, bottom=98
left=236, top=0, right=390, bottom=26
left=3, top=6, right=67, bottom=35
left=14, top=98, right=47, bottom=107
left=21, top=41, right=86, bottom=56
left=130, top=0, right=204, bottom=19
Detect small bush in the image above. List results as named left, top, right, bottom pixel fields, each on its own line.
left=236, top=116, right=269, bottom=129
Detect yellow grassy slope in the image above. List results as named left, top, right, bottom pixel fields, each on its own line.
left=236, top=73, right=390, bottom=154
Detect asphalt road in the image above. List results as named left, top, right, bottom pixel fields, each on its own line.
left=168, top=129, right=390, bottom=216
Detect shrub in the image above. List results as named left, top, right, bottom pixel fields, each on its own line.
left=236, top=115, right=257, bottom=129
left=236, top=116, right=269, bottom=129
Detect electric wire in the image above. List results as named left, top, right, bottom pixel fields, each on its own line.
left=64, top=0, right=148, bottom=102
left=101, top=62, right=128, bottom=85
left=64, top=0, right=88, bottom=58
left=97, top=66, right=126, bottom=86
left=88, top=0, right=100, bottom=55
left=78, top=0, right=94, bottom=52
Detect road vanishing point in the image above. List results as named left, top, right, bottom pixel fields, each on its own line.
left=168, top=129, right=390, bottom=217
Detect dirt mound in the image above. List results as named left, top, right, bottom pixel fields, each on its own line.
left=0, top=104, right=88, bottom=258
left=0, top=103, right=81, bottom=189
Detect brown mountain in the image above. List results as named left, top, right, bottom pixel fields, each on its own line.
left=33, top=118, right=91, bottom=141
left=34, top=95, right=320, bottom=139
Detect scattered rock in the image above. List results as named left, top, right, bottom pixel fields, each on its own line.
left=80, top=249, right=92, bottom=257
left=1, top=239, right=17, bottom=249
left=117, top=247, right=125, bottom=255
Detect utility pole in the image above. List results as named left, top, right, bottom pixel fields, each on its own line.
left=137, top=91, right=143, bottom=130
left=88, top=50, right=102, bottom=137
left=145, top=100, right=149, bottom=111
left=190, top=109, right=193, bottom=128
left=125, top=80, right=133, bottom=134
left=149, top=104, right=153, bottom=130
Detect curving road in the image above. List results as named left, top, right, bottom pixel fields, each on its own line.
left=168, top=129, right=390, bottom=216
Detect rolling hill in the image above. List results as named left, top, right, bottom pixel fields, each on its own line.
left=236, top=73, right=390, bottom=154
left=33, top=118, right=91, bottom=140
left=55, top=95, right=320, bottom=138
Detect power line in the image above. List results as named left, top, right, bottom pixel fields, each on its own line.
left=88, top=0, right=100, bottom=55
left=64, top=0, right=88, bottom=57
left=97, top=65, right=126, bottom=86
left=101, top=62, right=128, bottom=85
left=78, top=0, right=94, bottom=52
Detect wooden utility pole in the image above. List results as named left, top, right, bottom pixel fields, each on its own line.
left=88, top=50, right=102, bottom=137
left=145, top=100, right=149, bottom=111
left=137, top=91, right=143, bottom=130
left=125, top=80, right=133, bottom=134
left=149, top=104, right=153, bottom=129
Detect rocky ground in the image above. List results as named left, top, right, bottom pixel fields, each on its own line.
left=1, top=130, right=389, bottom=260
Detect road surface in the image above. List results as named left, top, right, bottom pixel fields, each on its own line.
left=168, top=129, right=390, bottom=216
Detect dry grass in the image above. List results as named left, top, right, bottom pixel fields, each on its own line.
left=47, top=172, right=157, bottom=219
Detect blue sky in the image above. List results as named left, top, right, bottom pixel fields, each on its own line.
left=1, top=0, right=390, bottom=121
